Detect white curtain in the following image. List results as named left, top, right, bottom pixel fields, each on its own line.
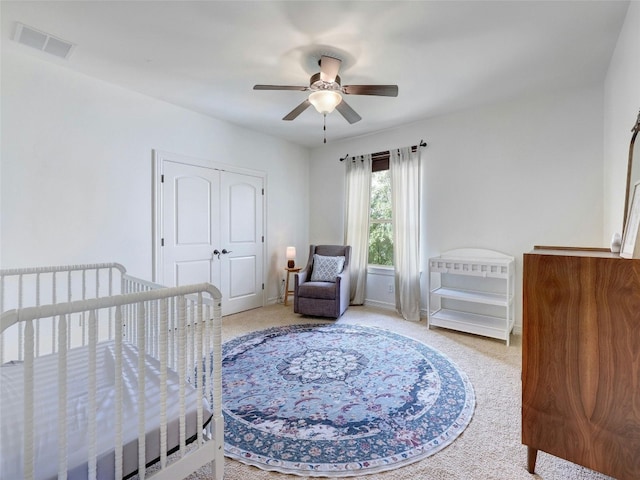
left=390, top=147, right=421, bottom=321
left=344, top=154, right=372, bottom=304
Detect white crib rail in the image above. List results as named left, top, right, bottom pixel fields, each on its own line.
left=0, top=263, right=127, bottom=363
left=0, top=268, right=224, bottom=480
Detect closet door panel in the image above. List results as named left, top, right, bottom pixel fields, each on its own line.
left=161, top=160, right=219, bottom=290
left=220, top=171, right=264, bottom=314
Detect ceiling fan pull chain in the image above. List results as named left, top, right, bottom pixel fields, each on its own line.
left=323, top=113, right=327, bottom=144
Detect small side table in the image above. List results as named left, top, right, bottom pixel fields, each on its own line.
left=284, top=267, right=301, bottom=306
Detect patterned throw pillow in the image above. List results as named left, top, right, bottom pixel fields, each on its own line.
left=310, top=254, right=346, bottom=282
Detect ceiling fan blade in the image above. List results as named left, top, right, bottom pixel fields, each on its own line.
left=343, top=85, right=399, bottom=97
left=283, top=99, right=311, bottom=121
left=320, top=55, right=341, bottom=83
left=254, top=84, right=309, bottom=91
left=336, top=99, right=362, bottom=124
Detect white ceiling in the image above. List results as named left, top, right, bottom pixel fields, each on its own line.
left=1, top=1, right=630, bottom=148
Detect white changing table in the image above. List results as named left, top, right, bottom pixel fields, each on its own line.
left=428, top=248, right=515, bottom=345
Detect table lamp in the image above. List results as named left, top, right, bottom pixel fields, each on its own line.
left=286, top=246, right=296, bottom=268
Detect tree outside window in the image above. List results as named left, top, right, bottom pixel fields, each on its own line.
left=368, top=169, right=393, bottom=266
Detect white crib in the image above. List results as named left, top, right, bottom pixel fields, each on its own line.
left=0, top=263, right=223, bottom=480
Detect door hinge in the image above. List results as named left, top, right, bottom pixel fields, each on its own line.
left=262, top=188, right=264, bottom=195
left=262, top=235, right=264, bottom=243
left=161, top=238, right=164, bottom=247
left=161, top=174, right=164, bottom=183
left=262, top=283, right=264, bottom=290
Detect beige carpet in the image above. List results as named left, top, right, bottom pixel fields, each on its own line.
left=187, top=304, right=614, bottom=480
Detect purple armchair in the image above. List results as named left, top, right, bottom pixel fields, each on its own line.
left=294, top=245, right=351, bottom=319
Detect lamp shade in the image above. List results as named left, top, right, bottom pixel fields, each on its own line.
left=286, top=246, right=296, bottom=268
left=308, top=90, right=342, bottom=114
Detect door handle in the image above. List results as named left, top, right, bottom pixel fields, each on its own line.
left=213, top=249, right=231, bottom=259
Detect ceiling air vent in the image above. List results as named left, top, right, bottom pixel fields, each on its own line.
left=13, top=23, right=75, bottom=60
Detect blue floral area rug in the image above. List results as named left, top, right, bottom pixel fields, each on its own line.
left=222, top=324, right=475, bottom=477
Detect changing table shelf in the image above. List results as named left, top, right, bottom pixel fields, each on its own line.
left=430, top=287, right=509, bottom=306
left=428, top=248, right=515, bottom=345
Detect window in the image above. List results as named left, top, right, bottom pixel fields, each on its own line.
left=368, top=168, right=393, bottom=266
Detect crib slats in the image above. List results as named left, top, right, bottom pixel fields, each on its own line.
left=178, top=295, right=187, bottom=456
left=35, top=274, right=40, bottom=357
left=115, top=305, right=124, bottom=480
left=88, top=309, right=98, bottom=480
left=108, top=268, right=114, bottom=339
left=188, top=299, right=195, bottom=414
left=196, top=293, right=204, bottom=444
left=18, top=275, right=24, bottom=360
left=57, top=314, right=68, bottom=479
left=159, top=298, right=169, bottom=469
left=169, top=297, right=176, bottom=373
left=23, top=318, right=34, bottom=480
left=205, top=303, right=213, bottom=407
left=137, top=301, right=147, bottom=479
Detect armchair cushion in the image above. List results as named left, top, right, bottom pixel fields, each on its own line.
left=297, top=281, right=338, bottom=300
left=309, top=254, right=345, bottom=282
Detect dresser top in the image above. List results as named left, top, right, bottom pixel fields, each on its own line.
left=528, top=246, right=620, bottom=259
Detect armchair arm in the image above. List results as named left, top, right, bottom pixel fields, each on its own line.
left=336, top=269, right=351, bottom=311
left=296, top=268, right=309, bottom=286
left=293, top=269, right=309, bottom=313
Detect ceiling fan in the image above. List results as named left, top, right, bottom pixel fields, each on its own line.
left=253, top=55, right=398, bottom=124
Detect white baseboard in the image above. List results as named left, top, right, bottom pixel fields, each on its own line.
left=364, top=299, right=396, bottom=311
left=267, top=296, right=283, bottom=306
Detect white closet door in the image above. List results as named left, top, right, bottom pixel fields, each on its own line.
left=162, top=160, right=220, bottom=289
left=220, top=171, right=264, bottom=314
left=157, top=155, right=264, bottom=316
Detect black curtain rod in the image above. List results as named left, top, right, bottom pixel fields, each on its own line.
left=339, top=140, right=427, bottom=162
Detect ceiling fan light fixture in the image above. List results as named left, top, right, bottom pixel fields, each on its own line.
left=308, top=90, right=342, bottom=115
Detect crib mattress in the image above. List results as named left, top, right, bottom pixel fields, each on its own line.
left=0, top=341, right=212, bottom=480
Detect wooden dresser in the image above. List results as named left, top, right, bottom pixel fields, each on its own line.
left=522, top=247, right=640, bottom=480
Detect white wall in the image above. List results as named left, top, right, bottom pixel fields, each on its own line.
left=309, top=86, right=605, bottom=330
left=0, top=50, right=310, bottom=303
left=603, top=1, right=640, bottom=243
left=6, top=1, right=635, bottom=319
